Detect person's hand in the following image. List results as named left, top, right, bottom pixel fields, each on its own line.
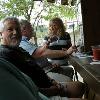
left=64, top=45, right=77, bottom=55
left=51, top=79, right=64, bottom=89
left=68, top=45, right=77, bottom=54
left=72, top=45, right=78, bottom=53
left=52, top=63, right=60, bottom=68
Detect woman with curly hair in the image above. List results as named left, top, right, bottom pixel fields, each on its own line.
left=43, top=17, right=74, bottom=79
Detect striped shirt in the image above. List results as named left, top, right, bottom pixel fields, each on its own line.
left=44, top=32, right=72, bottom=65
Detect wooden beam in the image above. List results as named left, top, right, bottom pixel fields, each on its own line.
left=61, top=0, right=68, bottom=5
left=47, top=0, right=55, bottom=3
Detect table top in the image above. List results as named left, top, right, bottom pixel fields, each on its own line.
left=69, top=53, right=100, bottom=95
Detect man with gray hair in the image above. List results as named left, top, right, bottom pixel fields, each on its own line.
left=0, top=17, right=86, bottom=100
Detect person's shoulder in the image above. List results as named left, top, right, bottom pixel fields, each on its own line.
left=65, top=32, right=70, bottom=36
left=60, top=32, right=70, bottom=39
left=0, top=45, right=12, bottom=51
left=0, top=45, right=7, bottom=53
left=0, top=45, right=4, bottom=48
left=18, top=47, right=33, bottom=59
left=64, top=32, right=71, bottom=38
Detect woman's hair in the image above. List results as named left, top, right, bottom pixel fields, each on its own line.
left=48, top=17, right=66, bottom=36
left=19, top=19, right=31, bottom=29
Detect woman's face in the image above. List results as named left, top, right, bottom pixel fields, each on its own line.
left=1, top=20, right=21, bottom=46
left=21, top=22, right=33, bottom=40
left=24, top=23, right=33, bottom=39
left=49, top=21, right=59, bottom=36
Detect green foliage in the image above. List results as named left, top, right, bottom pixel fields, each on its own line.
left=0, top=0, right=77, bottom=21
left=35, top=25, right=48, bottom=38
left=0, top=0, right=78, bottom=38
left=0, top=0, right=34, bottom=21
left=41, top=0, right=77, bottom=21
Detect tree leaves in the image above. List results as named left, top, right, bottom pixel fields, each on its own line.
left=0, top=0, right=77, bottom=21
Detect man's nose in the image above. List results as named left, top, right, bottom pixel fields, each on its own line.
left=13, top=30, right=17, bottom=34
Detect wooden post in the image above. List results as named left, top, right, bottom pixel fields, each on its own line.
left=61, top=0, right=68, bottom=5
left=81, top=0, right=100, bottom=52
left=47, top=0, right=55, bottom=3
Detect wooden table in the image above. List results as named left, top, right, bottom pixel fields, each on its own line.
left=68, top=54, right=100, bottom=100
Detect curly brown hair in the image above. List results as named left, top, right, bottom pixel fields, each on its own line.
left=48, top=17, right=66, bottom=36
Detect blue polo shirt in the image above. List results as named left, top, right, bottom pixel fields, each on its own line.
left=20, top=36, right=37, bottom=55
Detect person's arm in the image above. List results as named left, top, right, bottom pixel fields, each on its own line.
left=39, top=79, right=65, bottom=97
left=39, top=86, right=60, bottom=96
left=32, top=45, right=77, bottom=59
left=39, top=78, right=64, bottom=97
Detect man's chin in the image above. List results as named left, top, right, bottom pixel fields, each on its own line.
left=10, top=41, right=19, bottom=47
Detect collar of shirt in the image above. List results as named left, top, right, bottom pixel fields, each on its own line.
left=22, top=36, right=29, bottom=41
